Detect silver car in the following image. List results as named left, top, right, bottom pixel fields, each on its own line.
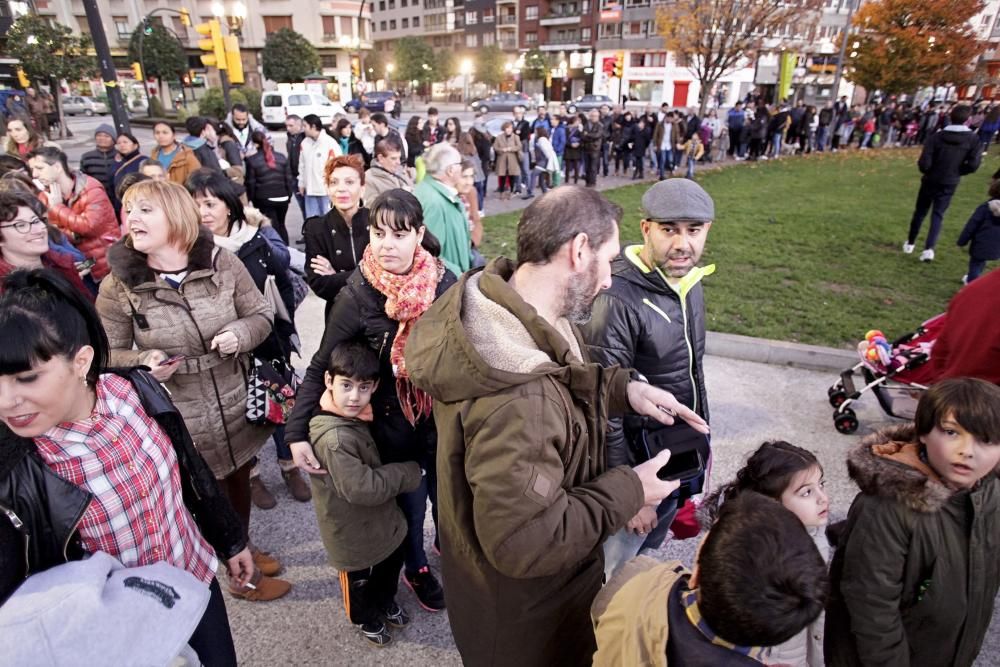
left=62, top=96, right=108, bottom=116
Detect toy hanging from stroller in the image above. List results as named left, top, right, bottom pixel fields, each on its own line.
left=827, top=313, right=946, bottom=434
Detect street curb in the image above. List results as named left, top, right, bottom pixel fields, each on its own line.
left=706, top=331, right=855, bottom=373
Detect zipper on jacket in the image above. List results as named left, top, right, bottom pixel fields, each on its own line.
left=642, top=298, right=672, bottom=323
left=1, top=504, right=30, bottom=578
left=350, top=227, right=358, bottom=266
left=61, top=501, right=88, bottom=563
left=378, top=331, right=389, bottom=360
left=679, top=294, right=697, bottom=415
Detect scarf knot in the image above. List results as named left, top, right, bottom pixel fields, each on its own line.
left=360, top=244, right=444, bottom=424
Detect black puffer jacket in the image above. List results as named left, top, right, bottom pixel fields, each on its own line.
left=79, top=147, right=116, bottom=203
left=303, top=208, right=370, bottom=316
left=0, top=368, right=246, bottom=593
left=244, top=150, right=295, bottom=204
left=917, top=126, right=981, bottom=186
left=581, top=247, right=712, bottom=467
left=286, top=264, right=457, bottom=455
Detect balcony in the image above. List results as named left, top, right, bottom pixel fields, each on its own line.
left=539, top=7, right=582, bottom=26
left=540, top=36, right=583, bottom=50
left=496, top=0, right=517, bottom=4
left=499, top=14, right=517, bottom=25
left=499, top=38, right=518, bottom=49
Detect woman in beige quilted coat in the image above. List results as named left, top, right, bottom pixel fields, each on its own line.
left=96, top=179, right=291, bottom=601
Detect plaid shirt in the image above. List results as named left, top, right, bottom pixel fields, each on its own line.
left=35, top=374, right=218, bottom=583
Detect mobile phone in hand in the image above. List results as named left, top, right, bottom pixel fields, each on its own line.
left=656, top=448, right=704, bottom=482
left=163, top=354, right=185, bottom=366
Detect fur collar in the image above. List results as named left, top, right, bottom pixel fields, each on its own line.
left=106, top=226, right=216, bottom=289
left=847, top=425, right=953, bottom=513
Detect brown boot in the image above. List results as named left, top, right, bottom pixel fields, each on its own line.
left=250, top=475, right=276, bottom=510
left=229, top=568, right=292, bottom=602
left=280, top=464, right=312, bottom=502
left=251, top=547, right=283, bottom=576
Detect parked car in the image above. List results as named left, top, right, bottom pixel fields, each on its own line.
left=359, top=91, right=401, bottom=114
left=344, top=97, right=362, bottom=113
left=565, top=94, right=614, bottom=114
left=469, top=92, right=535, bottom=114
left=260, top=90, right=346, bottom=129
left=61, top=96, right=108, bottom=116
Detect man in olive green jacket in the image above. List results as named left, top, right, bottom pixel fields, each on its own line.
left=406, top=187, right=708, bottom=666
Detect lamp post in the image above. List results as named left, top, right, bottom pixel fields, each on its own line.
left=831, top=0, right=858, bottom=104
left=460, top=58, right=473, bottom=106
left=386, top=62, right=394, bottom=92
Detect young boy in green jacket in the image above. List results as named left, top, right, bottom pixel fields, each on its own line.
left=826, top=377, right=1000, bottom=667
left=308, top=341, right=423, bottom=647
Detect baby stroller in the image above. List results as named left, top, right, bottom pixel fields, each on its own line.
left=827, top=314, right=946, bottom=434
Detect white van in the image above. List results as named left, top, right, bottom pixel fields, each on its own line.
left=260, top=91, right=346, bottom=129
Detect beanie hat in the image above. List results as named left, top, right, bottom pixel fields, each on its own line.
left=94, top=123, right=117, bottom=139
left=641, top=178, right=715, bottom=222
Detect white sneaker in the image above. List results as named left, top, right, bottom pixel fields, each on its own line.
left=961, top=274, right=968, bottom=285
left=902, top=242, right=915, bottom=254
left=920, top=249, right=935, bottom=262
left=478, top=210, right=485, bottom=218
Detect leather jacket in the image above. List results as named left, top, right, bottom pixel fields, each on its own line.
left=0, top=368, right=246, bottom=587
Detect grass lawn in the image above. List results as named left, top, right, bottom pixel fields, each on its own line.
left=478, top=149, right=997, bottom=349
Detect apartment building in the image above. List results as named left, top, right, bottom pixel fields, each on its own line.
left=519, top=0, right=597, bottom=100
left=17, top=0, right=372, bottom=102
left=371, top=0, right=464, bottom=60
left=496, top=0, right=517, bottom=53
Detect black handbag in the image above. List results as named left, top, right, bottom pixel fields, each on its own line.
left=245, top=356, right=299, bottom=425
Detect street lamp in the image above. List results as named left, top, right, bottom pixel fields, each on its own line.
left=460, top=58, right=473, bottom=105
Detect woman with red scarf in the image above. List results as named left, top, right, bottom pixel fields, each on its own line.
left=285, top=188, right=455, bottom=613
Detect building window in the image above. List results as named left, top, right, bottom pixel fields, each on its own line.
left=526, top=31, right=538, bottom=44
left=113, top=15, right=129, bottom=39
left=263, top=16, right=293, bottom=34
left=379, top=1, right=385, bottom=9
left=75, top=15, right=90, bottom=34
left=402, top=17, right=409, bottom=28
left=390, top=19, right=397, bottom=29
left=389, top=0, right=395, bottom=8
left=582, top=0, right=590, bottom=11
left=322, top=16, right=336, bottom=39
left=413, top=16, right=420, bottom=26
left=402, top=0, right=407, bottom=6
left=483, top=8, right=494, bottom=23
left=466, top=33, right=478, bottom=47
left=483, top=31, right=495, bottom=45
left=466, top=10, right=477, bottom=25
left=321, top=54, right=338, bottom=68
left=380, top=20, right=387, bottom=30
left=525, top=6, right=538, bottom=20
left=598, top=23, right=621, bottom=38
left=581, top=26, right=591, bottom=41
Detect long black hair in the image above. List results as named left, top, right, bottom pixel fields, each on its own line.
left=185, top=168, right=246, bottom=233
left=367, top=188, right=440, bottom=257
left=0, top=269, right=109, bottom=385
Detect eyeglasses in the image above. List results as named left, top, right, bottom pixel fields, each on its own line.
left=0, top=218, right=46, bottom=234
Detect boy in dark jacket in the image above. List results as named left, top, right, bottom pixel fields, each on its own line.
left=593, top=492, right=828, bottom=666
left=957, top=178, right=1000, bottom=282
left=630, top=118, right=653, bottom=180
left=308, top=342, right=423, bottom=647
left=905, top=104, right=982, bottom=261
left=826, top=378, right=1000, bottom=667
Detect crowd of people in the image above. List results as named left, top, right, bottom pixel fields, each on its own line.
left=0, top=92, right=998, bottom=667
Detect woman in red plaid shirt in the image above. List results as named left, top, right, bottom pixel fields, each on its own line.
left=0, top=269, right=251, bottom=666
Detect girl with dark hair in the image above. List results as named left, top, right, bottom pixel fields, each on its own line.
left=332, top=118, right=365, bottom=159
left=149, top=121, right=201, bottom=185
left=0, top=268, right=251, bottom=665
left=185, top=169, right=305, bottom=510
left=701, top=441, right=830, bottom=666
left=287, top=188, right=452, bottom=614
left=111, top=133, right=146, bottom=210
left=4, top=116, right=54, bottom=159
left=96, top=179, right=290, bottom=602
left=215, top=121, right=244, bottom=171
left=404, top=116, right=424, bottom=168
left=444, top=117, right=462, bottom=145
left=244, top=130, right=295, bottom=244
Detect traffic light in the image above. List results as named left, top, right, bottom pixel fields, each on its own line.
left=131, top=62, right=143, bottom=80
left=16, top=68, right=30, bottom=88
left=223, top=35, right=244, bottom=84
left=351, top=55, right=361, bottom=80
left=612, top=52, right=624, bottom=78
left=179, top=8, right=191, bottom=27
left=195, top=19, right=227, bottom=70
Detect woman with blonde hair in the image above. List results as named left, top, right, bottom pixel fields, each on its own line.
left=96, top=179, right=290, bottom=602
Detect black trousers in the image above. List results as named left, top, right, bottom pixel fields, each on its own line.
left=255, top=199, right=291, bottom=245
left=583, top=152, right=600, bottom=186
left=188, top=578, right=238, bottom=666
left=908, top=181, right=957, bottom=250
left=339, top=544, right=407, bottom=626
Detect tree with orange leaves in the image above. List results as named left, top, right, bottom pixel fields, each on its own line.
left=657, top=0, right=824, bottom=115
left=846, top=0, right=985, bottom=97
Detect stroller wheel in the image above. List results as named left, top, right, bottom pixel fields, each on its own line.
left=833, top=408, right=859, bottom=435
left=828, top=389, right=848, bottom=408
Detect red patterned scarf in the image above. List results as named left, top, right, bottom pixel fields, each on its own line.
left=360, top=243, right=444, bottom=424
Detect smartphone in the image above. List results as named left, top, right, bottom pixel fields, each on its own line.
left=657, top=449, right=705, bottom=482
left=163, top=354, right=186, bottom=366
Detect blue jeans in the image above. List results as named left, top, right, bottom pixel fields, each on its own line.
left=908, top=181, right=956, bottom=251
left=474, top=180, right=486, bottom=210
left=815, top=125, right=828, bottom=151
left=602, top=494, right=680, bottom=582
left=601, top=141, right=610, bottom=176
left=304, top=195, right=331, bottom=218
left=657, top=149, right=673, bottom=178
left=271, top=424, right=292, bottom=461
left=771, top=133, right=783, bottom=157
left=967, top=258, right=988, bottom=281
left=293, top=191, right=306, bottom=218
left=686, top=155, right=696, bottom=179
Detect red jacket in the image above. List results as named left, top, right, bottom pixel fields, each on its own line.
left=0, top=250, right=93, bottom=300
left=933, top=269, right=1000, bottom=384
left=46, top=173, right=120, bottom=281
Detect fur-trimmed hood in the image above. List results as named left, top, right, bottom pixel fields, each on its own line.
left=847, top=425, right=954, bottom=513
left=106, top=226, right=216, bottom=289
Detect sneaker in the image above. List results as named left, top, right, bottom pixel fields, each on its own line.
left=403, top=566, right=446, bottom=612
left=382, top=601, right=411, bottom=628
left=250, top=475, right=277, bottom=510
left=358, top=621, right=392, bottom=647
left=902, top=242, right=915, bottom=254
left=962, top=274, right=969, bottom=285
left=920, top=248, right=935, bottom=262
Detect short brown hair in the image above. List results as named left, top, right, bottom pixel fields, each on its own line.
left=915, top=378, right=1000, bottom=445
left=121, top=180, right=201, bottom=252
left=516, top=186, right=622, bottom=266
left=324, top=154, right=365, bottom=185
left=988, top=178, right=1000, bottom=201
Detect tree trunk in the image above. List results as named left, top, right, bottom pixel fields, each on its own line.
left=50, top=76, right=71, bottom=140
left=698, top=77, right=716, bottom=117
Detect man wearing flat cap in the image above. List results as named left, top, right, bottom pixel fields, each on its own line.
left=581, top=178, right=715, bottom=579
